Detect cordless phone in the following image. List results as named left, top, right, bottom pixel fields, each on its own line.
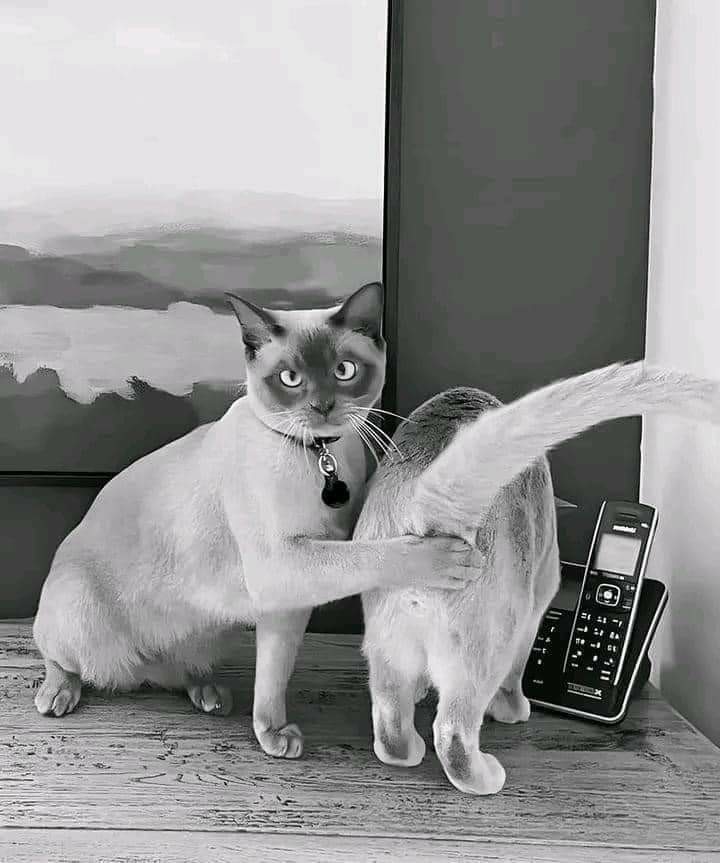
left=522, top=501, right=668, bottom=724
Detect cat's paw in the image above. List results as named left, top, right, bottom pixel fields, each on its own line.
left=254, top=722, right=304, bottom=759
left=444, top=750, right=507, bottom=796
left=486, top=686, right=531, bottom=724
left=35, top=672, right=82, bottom=717
left=434, top=717, right=507, bottom=795
left=186, top=682, right=234, bottom=716
left=373, top=728, right=426, bottom=768
left=398, top=535, right=484, bottom=591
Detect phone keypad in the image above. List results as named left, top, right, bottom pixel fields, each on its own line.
left=568, top=611, right=628, bottom=683
left=529, top=616, right=561, bottom=668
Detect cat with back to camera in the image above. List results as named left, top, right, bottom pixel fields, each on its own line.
left=356, top=361, right=720, bottom=794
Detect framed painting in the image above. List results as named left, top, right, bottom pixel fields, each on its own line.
left=0, top=0, right=392, bottom=481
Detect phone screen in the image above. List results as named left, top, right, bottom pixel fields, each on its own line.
left=593, top=533, right=642, bottom=576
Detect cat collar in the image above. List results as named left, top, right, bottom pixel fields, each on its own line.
left=274, top=430, right=350, bottom=509
left=311, top=438, right=351, bottom=509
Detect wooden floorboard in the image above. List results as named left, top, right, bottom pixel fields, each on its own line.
left=2, top=829, right=719, bottom=863
left=1, top=621, right=719, bottom=861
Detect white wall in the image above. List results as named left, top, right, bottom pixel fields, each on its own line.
left=642, top=0, right=720, bottom=745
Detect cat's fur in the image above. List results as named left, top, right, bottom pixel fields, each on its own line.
left=355, top=362, right=720, bottom=794
left=32, top=282, right=482, bottom=758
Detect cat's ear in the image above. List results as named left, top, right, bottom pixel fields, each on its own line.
left=329, top=281, right=384, bottom=343
left=225, top=293, right=285, bottom=356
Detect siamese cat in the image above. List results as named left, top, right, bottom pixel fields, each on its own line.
left=32, top=282, right=483, bottom=759
left=355, top=362, right=720, bottom=794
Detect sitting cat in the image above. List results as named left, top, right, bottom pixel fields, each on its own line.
left=32, top=282, right=482, bottom=759
left=355, top=362, right=720, bottom=793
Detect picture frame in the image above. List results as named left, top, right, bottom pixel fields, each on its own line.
left=0, top=0, right=400, bottom=488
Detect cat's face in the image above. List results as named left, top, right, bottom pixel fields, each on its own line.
left=227, top=282, right=386, bottom=440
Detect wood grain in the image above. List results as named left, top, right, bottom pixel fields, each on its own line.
left=1, top=830, right=719, bottom=863
left=1, top=621, right=719, bottom=861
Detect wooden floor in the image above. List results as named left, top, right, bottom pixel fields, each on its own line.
left=1, top=621, right=719, bottom=862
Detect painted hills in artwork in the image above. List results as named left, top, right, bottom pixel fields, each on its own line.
left=0, top=192, right=382, bottom=471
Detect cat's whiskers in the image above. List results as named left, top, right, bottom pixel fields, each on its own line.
left=274, top=416, right=298, bottom=469
left=350, top=412, right=394, bottom=463
left=279, top=415, right=307, bottom=470
left=298, top=424, right=313, bottom=473
left=285, top=420, right=302, bottom=466
left=354, top=413, right=403, bottom=460
left=268, top=408, right=300, bottom=460
left=352, top=415, right=389, bottom=456
left=361, top=424, right=397, bottom=463
left=353, top=406, right=417, bottom=425
left=288, top=420, right=310, bottom=473
left=347, top=414, right=381, bottom=469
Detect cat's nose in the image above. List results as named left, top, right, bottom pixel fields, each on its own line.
left=310, top=399, right=335, bottom=417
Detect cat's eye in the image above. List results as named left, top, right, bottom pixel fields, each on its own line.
left=335, top=360, right=357, bottom=381
left=279, top=369, right=303, bottom=388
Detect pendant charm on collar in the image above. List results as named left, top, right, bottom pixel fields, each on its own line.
left=315, top=440, right=350, bottom=509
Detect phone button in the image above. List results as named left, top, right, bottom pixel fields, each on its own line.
left=595, top=584, right=621, bottom=607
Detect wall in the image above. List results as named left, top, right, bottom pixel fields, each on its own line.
left=0, top=0, right=657, bottom=630
left=642, top=0, right=720, bottom=745
left=0, top=485, right=100, bottom=618
left=394, top=0, right=656, bottom=564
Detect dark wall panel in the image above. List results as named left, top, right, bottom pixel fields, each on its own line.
left=394, top=0, right=655, bottom=563
left=0, top=0, right=655, bottom=624
left=0, top=485, right=99, bottom=618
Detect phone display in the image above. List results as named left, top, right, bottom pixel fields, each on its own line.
left=593, top=533, right=642, bottom=576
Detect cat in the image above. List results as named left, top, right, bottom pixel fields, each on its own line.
left=354, top=361, right=720, bottom=794
left=32, top=282, right=483, bottom=759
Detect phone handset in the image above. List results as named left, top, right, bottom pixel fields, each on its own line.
left=562, top=501, right=658, bottom=689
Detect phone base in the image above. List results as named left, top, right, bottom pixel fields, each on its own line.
left=523, top=578, right=667, bottom=724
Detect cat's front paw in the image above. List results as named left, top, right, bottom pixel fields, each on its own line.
left=186, top=682, right=234, bottom=716
left=254, top=721, right=304, bottom=759
left=35, top=669, right=82, bottom=717
left=398, top=535, right=484, bottom=591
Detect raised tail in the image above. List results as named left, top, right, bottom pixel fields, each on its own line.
left=413, top=361, right=720, bottom=526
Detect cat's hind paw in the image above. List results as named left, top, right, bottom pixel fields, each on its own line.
left=373, top=728, right=426, bottom=768
left=442, top=747, right=507, bottom=796
left=254, top=722, right=304, bottom=759
left=187, top=682, right=234, bottom=716
left=486, top=686, right=531, bottom=724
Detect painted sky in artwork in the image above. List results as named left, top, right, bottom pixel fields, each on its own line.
left=0, top=0, right=387, bottom=470
left=0, top=0, right=387, bottom=204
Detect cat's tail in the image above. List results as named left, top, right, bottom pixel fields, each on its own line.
left=413, top=361, right=720, bottom=526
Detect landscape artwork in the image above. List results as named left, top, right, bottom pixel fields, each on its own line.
left=0, top=0, right=387, bottom=472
